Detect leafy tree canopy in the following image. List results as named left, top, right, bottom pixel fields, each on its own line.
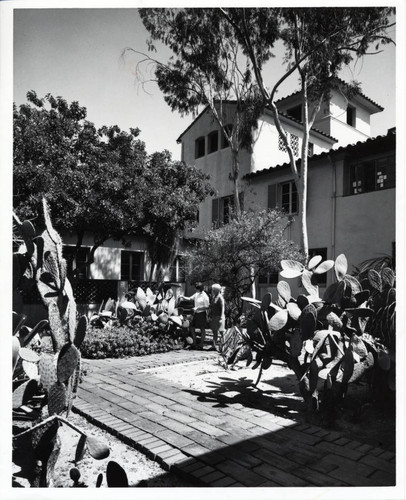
left=13, top=91, right=213, bottom=275
left=185, top=209, right=303, bottom=320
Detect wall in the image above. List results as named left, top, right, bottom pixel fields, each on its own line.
left=251, top=111, right=334, bottom=173
left=62, top=232, right=150, bottom=281
left=245, top=150, right=395, bottom=293
left=180, top=104, right=251, bottom=231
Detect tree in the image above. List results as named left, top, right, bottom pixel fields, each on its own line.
left=185, top=209, right=303, bottom=321
left=13, top=91, right=213, bottom=280
left=220, top=7, right=395, bottom=258
left=13, top=92, right=148, bottom=275
left=131, top=8, right=278, bottom=216
left=141, top=150, right=214, bottom=283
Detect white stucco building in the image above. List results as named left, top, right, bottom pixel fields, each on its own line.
left=176, top=83, right=395, bottom=296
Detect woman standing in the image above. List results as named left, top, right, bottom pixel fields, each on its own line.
left=181, top=282, right=210, bottom=349
left=210, top=284, right=225, bottom=351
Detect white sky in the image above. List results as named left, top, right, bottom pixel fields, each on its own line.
left=12, top=6, right=396, bottom=159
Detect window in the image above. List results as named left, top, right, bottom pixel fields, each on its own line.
left=281, top=181, right=298, bottom=214
left=308, top=247, right=328, bottom=285
left=347, top=155, right=395, bottom=195
left=286, top=105, right=302, bottom=121
left=121, top=251, right=144, bottom=281
left=221, top=124, right=233, bottom=149
left=195, top=136, right=205, bottom=159
left=290, top=134, right=299, bottom=157
left=268, top=181, right=298, bottom=215
left=63, top=245, right=90, bottom=279
left=208, top=131, right=219, bottom=154
left=346, top=105, right=356, bottom=127
left=278, top=133, right=299, bottom=157
left=212, top=193, right=244, bottom=227
left=258, top=270, right=279, bottom=285
left=278, top=134, right=288, bottom=153
left=169, top=256, right=186, bottom=282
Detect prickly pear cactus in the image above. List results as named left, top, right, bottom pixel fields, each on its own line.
left=12, top=198, right=89, bottom=487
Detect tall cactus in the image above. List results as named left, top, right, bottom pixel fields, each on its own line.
left=12, top=198, right=108, bottom=487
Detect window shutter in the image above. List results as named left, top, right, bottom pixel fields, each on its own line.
left=268, top=184, right=278, bottom=209
left=212, top=198, right=220, bottom=225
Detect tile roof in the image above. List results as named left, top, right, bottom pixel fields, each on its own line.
left=275, top=78, right=383, bottom=112
left=243, top=128, right=395, bottom=180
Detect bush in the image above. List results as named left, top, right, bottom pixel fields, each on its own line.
left=80, top=320, right=181, bottom=359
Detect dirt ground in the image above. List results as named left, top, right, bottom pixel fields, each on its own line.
left=51, top=412, right=195, bottom=488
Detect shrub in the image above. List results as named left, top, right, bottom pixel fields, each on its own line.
left=81, top=321, right=181, bottom=359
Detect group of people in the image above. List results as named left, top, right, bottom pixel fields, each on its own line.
left=180, top=281, right=225, bottom=351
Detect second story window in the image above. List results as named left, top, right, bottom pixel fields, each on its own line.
left=347, top=154, right=395, bottom=195
left=208, top=131, right=219, bottom=154
left=346, top=105, right=356, bottom=127
left=290, top=134, right=299, bottom=157
left=212, top=193, right=244, bottom=227
left=278, top=134, right=288, bottom=153
left=195, top=136, right=205, bottom=159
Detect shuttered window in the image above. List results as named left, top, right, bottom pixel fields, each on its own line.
left=212, top=193, right=244, bottom=227
left=268, top=181, right=298, bottom=214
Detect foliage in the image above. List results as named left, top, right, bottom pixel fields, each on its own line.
left=80, top=322, right=182, bottom=359
left=142, top=150, right=214, bottom=281
left=13, top=92, right=213, bottom=280
left=12, top=199, right=111, bottom=487
left=13, top=93, right=147, bottom=263
left=222, top=253, right=395, bottom=424
left=137, top=8, right=274, bottom=215
left=184, top=209, right=303, bottom=321
left=83, top=285, right=193, bottom=358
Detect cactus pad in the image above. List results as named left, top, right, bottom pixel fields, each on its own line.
left=19, top=347, right=40, bottom=363
left=22, top=360, right=39, bottom=380
left=38, top=353, right=58, bottom=392
left=289, top=330, right=303, bottom=357
left=86, top=436, right=110, bottom=460
left=277, top=281, right=291, bottom=305
left=75, top=434, right=87, bottom=464
left=57, top=343, right=80, bottom=383
left=268, top=309, right=288, bottom=331
left=48, top=301, right=65, bottom=351
left=48, top=381, right=67, bottom=415
left=334, top=254, right=348, bottom=281
left=74, top=316, right=88, bottom=349
left=106, top=461, right=128, bottom=487
left=12, top=378, right=38, bottom=409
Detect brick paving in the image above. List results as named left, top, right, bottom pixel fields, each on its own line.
left=73, top=348, right=396, bottom=488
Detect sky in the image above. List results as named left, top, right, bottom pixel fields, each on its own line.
left=12, top=6, right=397, bottom=160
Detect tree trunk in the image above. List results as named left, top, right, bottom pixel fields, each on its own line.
left=231, top=148, right=241, bottom=218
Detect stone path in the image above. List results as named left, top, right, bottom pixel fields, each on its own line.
left=73, top=349, right=396, bottom=488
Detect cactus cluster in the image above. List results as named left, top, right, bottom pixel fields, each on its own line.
left=12, top=199, right=110, bottom=487
left=92, top=286, right=191, bottom=342
left=222, top=253, right=396, bottom=421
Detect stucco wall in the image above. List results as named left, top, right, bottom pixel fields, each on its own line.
left=245, top=153, right=395, bottom=284
left=251, top=112, right=334, bottom=173
left=335, top=189, right=395, bottom=271
left=61, top=232, right=150, bottom=281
